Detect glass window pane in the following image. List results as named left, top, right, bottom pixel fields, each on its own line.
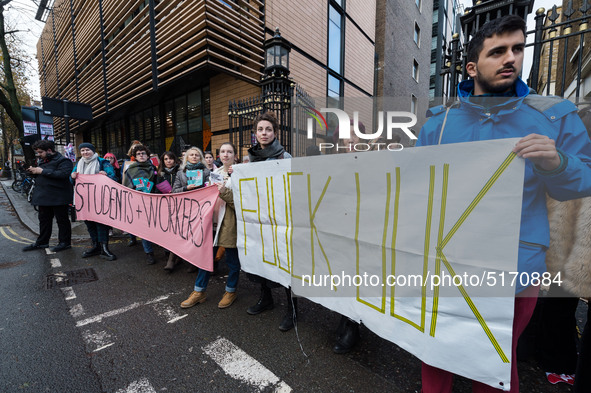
left=328, top=6, right=342, bottom=73
left=188, top=90, right=202, bottom=134
left=175, top=96, right=187, bottom=137
left=328, top=74, right=341, bottom=97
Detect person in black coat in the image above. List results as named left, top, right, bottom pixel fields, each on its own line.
left=23, top=140, right=74, bottom=252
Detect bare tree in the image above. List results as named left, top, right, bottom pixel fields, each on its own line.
left=0, top=0, right=33, bottom=161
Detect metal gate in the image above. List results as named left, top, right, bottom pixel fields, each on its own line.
left=228, top=82, right=315, bottom=158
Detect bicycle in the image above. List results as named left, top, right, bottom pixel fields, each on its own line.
left=11, top=168, right=26, bottom=192
left=18, top=175, right=35, bottom=198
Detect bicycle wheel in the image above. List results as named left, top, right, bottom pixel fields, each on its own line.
left=11, top=178, right=22, bottom=192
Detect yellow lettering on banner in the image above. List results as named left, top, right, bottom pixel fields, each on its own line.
left=389, top=167, right=401, bottom=314
left=282, top=175, right=291, bottom=274
left=270, top=176, right=290, bottom=274
left=239, top=178, right=259, bottom=256
left=429, top=153, right=517, bottom=363
left=263, top=177, right=276, bottom=266
left=308, top=174, right=335, bottom=289
left=286, top=172, right=304, bottom=280
left=356, top=172, right=394, bottom=314
left=392, top=166, right=433, bottom=332
left=430, top=164, right=449, bottom=337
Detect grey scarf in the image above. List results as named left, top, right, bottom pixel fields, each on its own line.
left=77, top=153, right=101, bottom=174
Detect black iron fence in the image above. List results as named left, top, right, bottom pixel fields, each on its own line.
left=228, top=80, right=316, bottom=158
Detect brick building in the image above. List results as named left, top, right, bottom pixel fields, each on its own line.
left=36, top=0, right=377, bottom=158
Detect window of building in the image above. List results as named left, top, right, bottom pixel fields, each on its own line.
left=328, top=4, right=344, bottom=74
left=416, top=0, right=421, bottom=10
left=328, top=74, right=342, bottom=97
left=414, top=23, right=421, bottom=46
left=411, top=95, right=418, bottom=115
left=413, top=59, right=419, bottom=82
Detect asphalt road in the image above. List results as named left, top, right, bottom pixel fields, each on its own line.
left=0, top=184, right=584, bottom=393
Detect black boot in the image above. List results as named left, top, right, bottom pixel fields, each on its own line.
left=100, top=242, right=117, bottom=261
left=146, top=252, right=156, bottom=265
left=333, top=317, right=360, bottom=354
left=279, top=288, right=298, bottom=332
left=82, top=242, right=101, bottom=258
left=247, top=284, right=274, bottom=315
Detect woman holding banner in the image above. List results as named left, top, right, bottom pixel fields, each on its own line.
left=123, top=144, right=159, bottom=264
left=180, top=142, right=240, bottom=309
left=245, top=111, right=296, bottom=332
left=122, top=140, right=142, bottom=247
left=156, top=151, right=179, bottom=268
left=71, top=142, right=118, bottom=260
left=168, top=147, right=210, bottom=272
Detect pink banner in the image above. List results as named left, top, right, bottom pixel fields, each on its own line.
left=74, top=174, right=219, bottom=271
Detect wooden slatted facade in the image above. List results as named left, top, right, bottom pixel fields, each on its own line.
left=37, top=0, right=265, bottom=145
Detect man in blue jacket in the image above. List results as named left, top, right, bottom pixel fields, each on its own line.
left=417, top=15, right=591, bottom=393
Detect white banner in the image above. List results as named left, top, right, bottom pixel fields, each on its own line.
left=232, top=138, right=525, bottom=390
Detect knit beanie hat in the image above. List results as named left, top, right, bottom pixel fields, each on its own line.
left=78, top=142, right=96, bottom=152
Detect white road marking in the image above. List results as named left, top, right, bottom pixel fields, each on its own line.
left=45, top=248, right=55, bottom=255
left=274, top=381, right=293, bottom=393
left=151, top=303, right=188, bottom=324
left=69, top=304, right=85, bottom=317
left=50, top=258, right=61, bottom=268
left=167, top=315, right=188, bottom=323
left=203, top=337, right=292, bottom=392
left=75, top=294, right=171, bottom=327
left=94, top=343, right=115, bottom=352
left=82, top=330, right=114, bottom=353
left=115, top=378, right=157, bottom=393
left=61, top=286, right=76, bottom=300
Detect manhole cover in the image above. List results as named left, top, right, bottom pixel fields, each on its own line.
left=46, top=268, right=98, bottom=289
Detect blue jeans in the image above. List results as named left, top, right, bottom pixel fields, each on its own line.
left=194, top=247, right=240, bottom=293
left=142, top=239, right=153, bottom=253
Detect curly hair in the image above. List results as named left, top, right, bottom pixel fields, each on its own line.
left=254, top=111, right=279, bottom=134
left=131, top=144, right=151, bottom=158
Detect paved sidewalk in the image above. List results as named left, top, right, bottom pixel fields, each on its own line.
left=1, top=178, right=87, bottom=239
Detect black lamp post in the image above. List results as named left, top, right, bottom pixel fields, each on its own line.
left=264, top=28, right=291, bottom=77
left=260, top=28, right=293, bottom=152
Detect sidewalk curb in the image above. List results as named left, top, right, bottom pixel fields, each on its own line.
left=1, top=179, right=40, bottom=236
left=1, top=179, right=86, bottom=239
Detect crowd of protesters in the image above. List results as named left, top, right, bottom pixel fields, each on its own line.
left=16, top=14, right=591, bottom=393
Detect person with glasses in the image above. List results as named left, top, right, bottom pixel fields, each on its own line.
left=123, top=144, right=159, bottom=264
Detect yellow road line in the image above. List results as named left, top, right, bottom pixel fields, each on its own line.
left=6, top=227, right=34, bottom=242
left=0, top=227, right=30, bottom=244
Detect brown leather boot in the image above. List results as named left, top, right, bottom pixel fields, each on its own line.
left=180, top=291, right=207, bottom=308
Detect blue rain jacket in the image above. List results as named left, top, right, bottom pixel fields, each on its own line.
left=417, top=78, right=591, bottom=292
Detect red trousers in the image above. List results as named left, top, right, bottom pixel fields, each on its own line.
left=422, top=285, right=539, bottom=393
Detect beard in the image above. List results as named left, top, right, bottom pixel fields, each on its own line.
left=475, top=69, right=517, bottom=94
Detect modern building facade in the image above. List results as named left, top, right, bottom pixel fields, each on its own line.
left=375, top=0, right=432, bottom=134
left=36, top=0, right=376, bottom=159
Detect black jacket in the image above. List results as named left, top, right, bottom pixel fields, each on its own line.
left=32, top=152, right=74, bottom=206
